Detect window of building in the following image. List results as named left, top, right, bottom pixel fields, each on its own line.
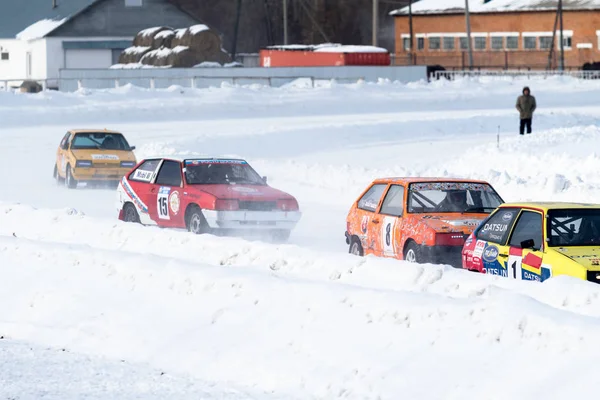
left=125, top=0, right=142, bottom=6
left=524, top=37, right=537, bottom=49
left=561, top=36, right=572, bottom=49
left=429, top=36, right=441, bottom=50
left=539, top=36, right=553, bottom=49
left=417, top=37, right=425, bottom=50
left=459, top=37, right=469, bottom=50
left=474, top=37, right=487, bottom=50
left=506, top=36, right=519, bottom=50
left=403, top=37, right=411, bottom=51
left=443, top=37, right=455, bottom=50
left=0, top=52, right=8, bottom=61
left=491, top=36, right=504, bottom=50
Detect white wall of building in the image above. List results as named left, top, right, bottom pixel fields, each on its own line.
left=65, top=49, right=112, bottom=69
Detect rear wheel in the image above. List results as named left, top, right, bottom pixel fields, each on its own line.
left=65, top=164, right=77, bottom=189
left=404, top=241, right=423, bottom=263
left=349, top=236, right=364, bottom=256
left=186, top=206, right=209, bottom=235
left=123, top=203, right=140, bottom=223
left=270, top=229, right=291, bottom=243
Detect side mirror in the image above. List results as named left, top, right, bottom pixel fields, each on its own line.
left=130, top=146, right=136, bottom=151
left=262, top=176, right=267, bottom=183
left=520, top=239, right=535, bottom=249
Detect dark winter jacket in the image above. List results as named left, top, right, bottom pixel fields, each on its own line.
left=516, top=93, right=536, bottom=119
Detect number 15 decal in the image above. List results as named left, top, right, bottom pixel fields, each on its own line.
left=157, top=187, right=171, bottom=220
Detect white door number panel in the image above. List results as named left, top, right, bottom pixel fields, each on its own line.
left=381, top=216, right=397, bottom=257
left=157, top=186, right=171, bottom=220
left=507, top=253, right=523, bottom=280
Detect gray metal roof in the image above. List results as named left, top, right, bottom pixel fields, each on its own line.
left=0, top=0, right=98, bottom=38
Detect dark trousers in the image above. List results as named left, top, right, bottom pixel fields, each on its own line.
left=520, top=118, right=532, bottom=135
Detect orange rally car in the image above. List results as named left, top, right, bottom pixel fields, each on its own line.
left=345, top=178, right=504, bottom=267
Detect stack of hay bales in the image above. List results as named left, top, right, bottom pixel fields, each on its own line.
left=117, top=24, right=232, bottom=68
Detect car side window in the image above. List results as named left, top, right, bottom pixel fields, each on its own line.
left=508, top=211, right=543, bottom=250
left=130, top=159, right=161, bottom=183
left=358, top=184, right=387, bottom=212
left=155, top=160, right=182, bottom=187
left=60, top=133, right=71, bottom=149
left=379, top=185, right=405, bottom=217
left=476, top=208, right=519, bottom=245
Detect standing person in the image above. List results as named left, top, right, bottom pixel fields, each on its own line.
left=516, top=86, right=536, bottom=135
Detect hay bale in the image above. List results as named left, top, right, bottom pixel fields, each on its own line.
left=118, top=46, right=151, bottom=64
left=171, top=28, right=187, bottom=47
left=180, top=25, right=221, bottom=53
left=153, top=29, right=175, bottom=49
left=20, top=80, right=43, bottom=93
left=167, top=47, right=207, bottom=68
left=133, top=26, right=171, bottom=47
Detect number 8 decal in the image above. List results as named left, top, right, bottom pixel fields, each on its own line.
left=382, top=216, right=396, bottom=257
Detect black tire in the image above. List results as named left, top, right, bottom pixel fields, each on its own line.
left=65, top=164, right=77, bottom=189
left=186, top=206, right=209, bottom=235
left=404, top=241, right=423, bottom=263
left=123, top=203, right=140, bottom=223
left=349, top=236, right=364, bottom=257
left=53, top=164, right=64, bottom=184
left=270, top=229, right=291, bottom=243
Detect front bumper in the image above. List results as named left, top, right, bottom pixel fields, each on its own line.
left=422, top=245, right=463, bottom=268
left=202, top=210, right=301, bottom=230
left=72, top=167, right=130, bottom=181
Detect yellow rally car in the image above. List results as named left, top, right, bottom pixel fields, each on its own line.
left=462, top=202, right=600, bottom=284
left=54, top=129, right=137, bottom=189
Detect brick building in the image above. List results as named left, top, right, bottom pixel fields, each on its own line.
left=391, top=0, right=600, bottom=70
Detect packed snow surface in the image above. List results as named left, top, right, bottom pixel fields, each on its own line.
left=2, top=77, right=600, bottom=398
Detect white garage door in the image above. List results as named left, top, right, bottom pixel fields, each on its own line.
left=65, top=49, right=112, bottom=69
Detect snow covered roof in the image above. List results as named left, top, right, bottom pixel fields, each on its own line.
left=391, top=0, right=600, bottom=15
left=266, top=43, right=389, bottom=53
left=0, top=0, right=98, bottom=39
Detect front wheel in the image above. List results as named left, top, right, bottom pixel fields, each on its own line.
left=186, top=207, right=209, bottom=235
left=65, top=164, right=77, bottom=189
left=349, top=237, right=364, bottom=256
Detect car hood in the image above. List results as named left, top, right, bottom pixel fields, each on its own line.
left=71, top=149, right=135, bottom=162
left=413, top=213, right=487, bottom=233
left=190, top=184, right=293, bottom=200
left=554, top=246, right=600, bottom=269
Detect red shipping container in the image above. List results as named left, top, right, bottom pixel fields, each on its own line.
left=260, top=49, right=390, bottom=67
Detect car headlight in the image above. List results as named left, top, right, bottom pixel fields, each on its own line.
left=75, top=160, right=92, bottom=167
left=120, top=161, right=136, bottom=168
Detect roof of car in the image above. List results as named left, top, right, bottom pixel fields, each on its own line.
left=69, top=129, right=123, bottom=134
left=373, top=177, right=492, bottom=185
left=142, top=155, right=248, bottom=163
left=499, top=202, right=600, bottom=211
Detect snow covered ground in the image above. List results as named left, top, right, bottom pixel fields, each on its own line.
left=2, top=76, right=600, bottom=398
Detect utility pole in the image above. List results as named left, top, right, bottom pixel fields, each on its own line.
left=409, top=0, right=414, bottom=64
left=547, top=5, right=560, bottom=70
left=559, top=0, right=565, bottom=71
left=231, top=0, right=242, bottom=59
left=464, top=0, right=474, bottom=70
left=372, top=0, right=378, bottom=46
left=283, top=0, right=288, bottom=45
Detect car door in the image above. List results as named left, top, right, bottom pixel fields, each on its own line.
left=354, top=183, right=388, bottom=255
left=56, top=132, right=72, bottom=176
left=375, top=184, right=406, bottom=258
left=471, top=208, right=520, bottom=275
left=125, top=159, right=162, bottom=222
left=150, top=159, right=184, bottom=228
left=504, top=209, right=547, bottom=281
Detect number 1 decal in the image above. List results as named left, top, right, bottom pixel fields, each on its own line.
left=507, top=253, right=522, bottom=280
left=381, top=216, right=396, bottom=257
left=157, top=187, right=171, bottom=220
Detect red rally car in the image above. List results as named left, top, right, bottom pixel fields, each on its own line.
left=116, top=157, right=301, bottom=241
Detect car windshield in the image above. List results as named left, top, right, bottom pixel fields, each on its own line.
left=407, top=182, right=502, bottom=213
left=548, top=208, right=600, bottom=247
left=71, top=132, right=131, bottom=150
left=184, top=159, right=265, bottom=185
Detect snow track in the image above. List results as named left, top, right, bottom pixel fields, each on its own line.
left=3, top=77, right=600, bottom=398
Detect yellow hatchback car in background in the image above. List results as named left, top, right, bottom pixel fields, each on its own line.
left=462, top=202, right=600, bottom=284
left=54, top=129, right=137, bottom=189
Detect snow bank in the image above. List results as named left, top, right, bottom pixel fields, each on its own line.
left=16, top=18, right=68, bottom=40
